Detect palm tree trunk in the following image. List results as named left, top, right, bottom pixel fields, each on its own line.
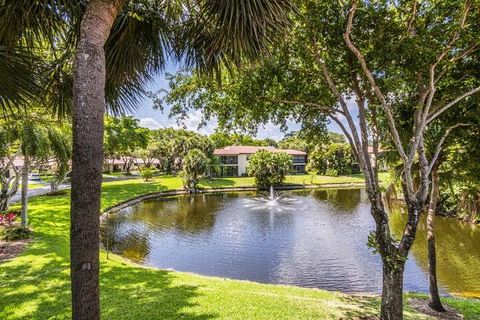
left=21, top=154, right=29, bottom=228
left=71, top=1, right=124, bottom=319
left=427, top=167, right=445, bottom=312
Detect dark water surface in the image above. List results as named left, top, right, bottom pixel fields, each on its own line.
left=101, top=189, right=480, bottom=297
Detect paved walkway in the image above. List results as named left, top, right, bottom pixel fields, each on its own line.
left=10, top=175, right=139, bottom=203
left=10, top=184, right=70, bottom=203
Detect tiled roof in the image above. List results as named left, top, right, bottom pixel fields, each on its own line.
left=214, top=146, right=306, bottom=156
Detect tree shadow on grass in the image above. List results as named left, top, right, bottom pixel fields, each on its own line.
left=2, top=190, right=215, bottom=319
left=1, top=253, right=217, bottom=319
left=100, top=260, right=217, bottom=320
left=337, top=294, right=436, bottom=320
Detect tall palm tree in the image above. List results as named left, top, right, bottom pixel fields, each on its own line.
left=1, top=1, right=294, bottom=319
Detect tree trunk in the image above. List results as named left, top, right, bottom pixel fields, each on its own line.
left=380, top=262, right=404, bottom=320
left=71, top=1, right=124, bottom=319
left=427, top=168, right=445, bottom=312
left=21, top=154, right=29, bottom=228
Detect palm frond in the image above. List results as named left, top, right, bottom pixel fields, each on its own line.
left=177, top=0, right=295, bottom=72
left=0, top=0, right=84, bottom=48
left=0, top=46, right=43, bottom=116
left=105, top=0, right=178, bottom=113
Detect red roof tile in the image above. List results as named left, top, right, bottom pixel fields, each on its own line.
left=214, top=146, right=306, bottom=156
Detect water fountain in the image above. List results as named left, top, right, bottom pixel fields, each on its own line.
left=243, top=185, right=298, bottom=211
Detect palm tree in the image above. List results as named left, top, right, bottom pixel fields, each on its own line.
left=18, top=119, right=50, bottom=228
left=1, top=1, right=294, bottom=319
left=15, top=118, right=69, bottom=228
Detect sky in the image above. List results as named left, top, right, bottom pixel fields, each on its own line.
left=130, top=60, right=355, bottom=141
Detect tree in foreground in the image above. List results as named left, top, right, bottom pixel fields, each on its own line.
left=160, top=1, right=480, bottom=318
left=247, top=150, right=293, bottom=190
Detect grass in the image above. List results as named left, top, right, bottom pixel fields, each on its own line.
left=28, top=182, right=46, bottom=190
left=1, top=174, right=478, bottom=319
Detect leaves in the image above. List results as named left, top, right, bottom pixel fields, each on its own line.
left=247, top=150, right=292, bottom=189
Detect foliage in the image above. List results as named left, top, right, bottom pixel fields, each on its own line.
left=209, top=131, right=276, bottom=148
left=247, top=150, right=292, bottom=189
left=104, top=116, right=149, bottom=173
left=0, top=124, right=20, bottom=211
left=146, top=128, right=214, bottom=174
left=139, top=167, right=157, bottom=182
left=1, top=226, right=31, bottom=241
left=44, top=126, right=71, bottom=193
left=207, top=156, right=222, bottom=178
left=308, top=143, right=359, bottom=176
left=325, top=168, right=338, bottom=177
left=0, top=212, right=17, bottom=226
left=182, top=149, right=209, bottom=189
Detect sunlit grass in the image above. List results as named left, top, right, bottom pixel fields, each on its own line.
left=0, top=174, right=478, bottom=319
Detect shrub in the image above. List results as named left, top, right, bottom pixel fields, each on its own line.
left=45, top=190, right=68, bottom=197
left=325, top=168, right=339, bottom=177
left=139, top=166, right=157, bottom=182
left=247, top=150, right=293, bottom=190
left=1, top=226, right=31, bottom=241
left=307, top=143, right=359, bottom=175
left=0, top=212, right=17, bottom=226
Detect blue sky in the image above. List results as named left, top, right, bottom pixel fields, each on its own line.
left=129, top=60, right=351, bottom=141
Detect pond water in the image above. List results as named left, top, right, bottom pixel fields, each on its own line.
left=101, top=189, right=480, bottom=297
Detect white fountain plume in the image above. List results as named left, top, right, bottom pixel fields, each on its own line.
left=243, top=186, right=298, bottom=211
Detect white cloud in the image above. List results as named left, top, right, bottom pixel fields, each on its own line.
left=256, top=121, right=286, bottom=140
left=139, top=117, right=162, bottom=130
left=139, top=111, right=218, bottom=136
left=179, top=109, right=218, bottom=135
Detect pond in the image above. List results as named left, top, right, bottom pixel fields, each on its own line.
left=101, top=189, right=480, bottom=297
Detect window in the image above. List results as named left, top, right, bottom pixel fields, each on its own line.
left=292, top=155, right=306, bottom=163
left=220, top=156, right=238, bottom=164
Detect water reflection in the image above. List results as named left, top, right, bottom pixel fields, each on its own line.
left=390, top=209, right=480, bottom=297
left=101, top=189, right=480, bottom=297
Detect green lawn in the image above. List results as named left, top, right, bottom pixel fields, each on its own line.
left=1, top=174, right=478, bottom=319
left=28, top=182, right=46, bottom=190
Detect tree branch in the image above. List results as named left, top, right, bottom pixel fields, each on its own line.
left=343, top=0, right=408, bottom=164
left=428, top=123, right=471, bottom=174
left=257, top=96, right=344, bottom=115
left=310, top=42, right=367, bottom=165
left=426, top=86, right=480, bottom=124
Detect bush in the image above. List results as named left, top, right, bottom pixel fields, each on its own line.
left=247, top=150, right=293, bottom=190
left=45, top=190, right=68, bottom=197
left=0, top=211, right=17, bottom=226
left=325, top=168, right=339, bottom=177
left=307, top=143, right=359, bottom=175
left=1, top=226, right=31, bottom=241
left=139, top=166, right=157, bottom=182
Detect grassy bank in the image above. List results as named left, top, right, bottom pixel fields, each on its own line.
left=1, top=175, right=478, bottom=319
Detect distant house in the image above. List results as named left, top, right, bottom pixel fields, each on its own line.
left=3, top=157, right=55, bottom=179
left=104, top=158, right=162, bottom=172
left=213, top=146, right=307, bottom=177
